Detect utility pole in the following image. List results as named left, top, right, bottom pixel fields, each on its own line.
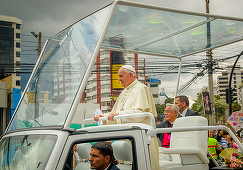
left=206, top=0, right=216, bottom=125
left=31, top=31, right=42, bottom=58
left=30, top=31, right=42, bottom=121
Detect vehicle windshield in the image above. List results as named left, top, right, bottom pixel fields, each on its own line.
left=0, top=134, right=57, bottom=170
left=7, top=5, right=111, bottom=131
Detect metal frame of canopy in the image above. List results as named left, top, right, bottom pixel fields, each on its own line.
left=7, top=0, right=243, bottom=131
left=63, top=0, right=243, bottom=129
left=98, top=0, right=243, bottom=100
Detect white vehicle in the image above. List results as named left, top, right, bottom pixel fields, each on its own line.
left=1, top=0, right=243, bottom=169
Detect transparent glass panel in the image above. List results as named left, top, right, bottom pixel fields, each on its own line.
left=102, top=4, right=243, bottom=57
left=8, top=5, right=111, bottom=131
left=0, top=135, right=57, bottom=170
left=7, top=1, right=243, bottom=131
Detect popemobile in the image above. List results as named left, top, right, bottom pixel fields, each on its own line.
left=1, top=0, right=243, bottom=169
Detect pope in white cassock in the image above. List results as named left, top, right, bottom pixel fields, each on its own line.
left=94, top=65, right=159, bottom=170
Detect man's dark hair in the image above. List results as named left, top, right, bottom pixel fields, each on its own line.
left=222, top=129, right=229, bottom=136
left=175, top=95, right=189, bottom=106
left=91, top=141, right=114, bottom=163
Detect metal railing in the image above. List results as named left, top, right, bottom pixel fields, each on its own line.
left=82, top=112, right=156, bottom=128
left=156, top=125, right=243, bottom=154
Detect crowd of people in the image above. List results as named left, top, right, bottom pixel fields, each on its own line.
left=207, top=129, right=243, bottom=169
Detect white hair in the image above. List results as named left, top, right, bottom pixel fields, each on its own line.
left=166, top=104, right=180, bottom=117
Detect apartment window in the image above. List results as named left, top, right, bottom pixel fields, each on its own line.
left=16, top=71, right=20, bottom=76
left=218, top=77, right=228, bottom=80
left=234, top=81, right=236, bottom=84
left=16, top=80, right=20, bottom=86
left=16, top=33, right=20, bottom=39
left=16, top=24, right=21, bottom=29
left=16, top=61, right=20, bottom=67
left=0, top=21, right=12, bottom=27
left=16, top=52, right=20, bottom=57
left=16, top=42, right=20, bottom=48
left=153, top=94, right=158, bottom=98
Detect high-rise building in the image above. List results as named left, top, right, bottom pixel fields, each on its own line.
left=0, top=15, right=22, bottom=135
left=0, top=14, right=22, bottom=88
left=217, top=66, right=243, bottom=103
left=85, top=50, right=146, bottom=113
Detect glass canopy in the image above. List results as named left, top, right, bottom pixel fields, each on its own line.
left=7, top=0, right=243, bottom=131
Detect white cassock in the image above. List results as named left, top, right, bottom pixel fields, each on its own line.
left=111, top=79, right=157, bottom=124
left=105, top=79, right=160, bottom=170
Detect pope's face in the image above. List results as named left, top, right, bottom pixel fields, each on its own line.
left=89, top=148, right=109, bottom=170
left=118, top=68, right=133, bottom=88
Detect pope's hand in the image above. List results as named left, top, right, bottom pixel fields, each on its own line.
left=107, top=112, right=119, bottom=121
left=94, top=114, right=104, bottom=122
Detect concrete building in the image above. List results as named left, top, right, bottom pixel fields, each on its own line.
left=0, top=15, right=22, bottom=135
left=158, top=86, right=168, bottom=105
left=85, top=50, right=146, bottom=113
left=51, top=49, right=160, bottom=114
left=146, top=76, right=161, bottom=104
left=217, top=66, right=243, bottom=104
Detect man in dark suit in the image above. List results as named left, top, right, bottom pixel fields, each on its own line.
left=175, top=95, right=200, bottom=117
left=89, top=141, right=120, bottom=170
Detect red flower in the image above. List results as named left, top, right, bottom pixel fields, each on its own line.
left=232, top=153, right=239, bottom=157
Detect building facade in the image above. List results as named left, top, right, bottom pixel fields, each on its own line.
left=217, top=66, right=243, bottom=104
left=0, top=15, right=22, bottom=135
left=85, top=50, right=146, bottom=113
left=0, top=15, right=22, bottom=88
left=146, top=76, right=161, bottom=104
left=51, top=50, right=159, bottom=114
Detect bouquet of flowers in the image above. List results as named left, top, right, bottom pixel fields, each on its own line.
left=220, top=148, right=243, bottom=168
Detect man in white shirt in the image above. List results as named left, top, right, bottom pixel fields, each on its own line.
left=174, top=95, right=200, bottom=117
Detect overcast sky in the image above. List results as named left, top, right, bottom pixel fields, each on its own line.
left=1, top=0, right=243, bottom=100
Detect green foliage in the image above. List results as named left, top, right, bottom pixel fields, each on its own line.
left=232, top=101, right=241, bottom=112
left=191, top=93, right=204, bottom=115
left=155, top=104, right=165, bottom=117
left=165, top=97, right=174, bottom=104
left=214, top=95, right=228, bottom=119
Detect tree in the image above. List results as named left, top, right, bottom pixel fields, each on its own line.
left=191, top=93, right=204, bottom=115
left=214, top=95, right=228, bottom=122
left=165, top=98, right=174, bottom=104
left=232, top=101, right=241, bottom=112
left=155, top=104, right=165, bottom=117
